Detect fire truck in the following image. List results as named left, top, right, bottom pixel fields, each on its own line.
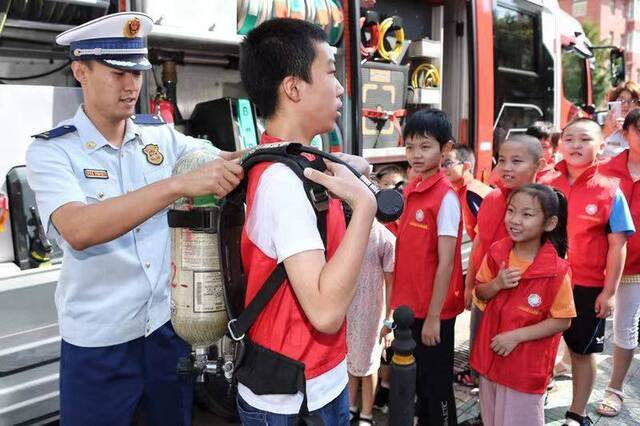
left=0, top=0, right=622, bottom=424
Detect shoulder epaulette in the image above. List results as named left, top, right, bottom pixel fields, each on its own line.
left=31, top=125, right=76, bottom=140
left=131, top=114, right=165, bottom=125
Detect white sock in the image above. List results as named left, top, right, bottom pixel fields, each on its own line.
left=565, top=418, right=580, bottom=426
left=380, top=381, right=390, bottom=389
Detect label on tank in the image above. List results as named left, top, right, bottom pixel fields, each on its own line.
left=181, top=230, right=220, bottom=270
left=193, top=271, right=225, bottom=313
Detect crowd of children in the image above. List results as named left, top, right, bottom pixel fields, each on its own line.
left=232, top=17, right=639, bottom=426
left=344, top=105, right=640, bottom=426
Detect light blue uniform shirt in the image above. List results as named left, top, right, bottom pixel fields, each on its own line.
left=26, top=106, right=219, bottom=347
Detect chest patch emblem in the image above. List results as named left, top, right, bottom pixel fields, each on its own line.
left=143, top=144, right=164, bottom=165
left=415, top=209, right=425, bottom=222
left=585, top=204, right=598, bottom=215
left=528, top=293, right=542, bottom=308
left=84, top=169, right=109, bottom=179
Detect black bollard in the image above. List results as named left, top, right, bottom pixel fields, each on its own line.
left=389, top=305, right=416, bottom=426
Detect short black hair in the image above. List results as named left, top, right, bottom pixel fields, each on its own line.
left=375, top=164, right=406, bottom=179
left=526, top=121, right=554, bottom=140
left=239, top=18, right=328, bottom=118
left=452, top=143, right=476, bottom=171
left=561, top=117, right=601, bottom=137
left=403, top=108, right=453, bottom=149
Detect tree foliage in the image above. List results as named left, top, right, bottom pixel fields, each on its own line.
left=583, top=20, right=612, bottom=108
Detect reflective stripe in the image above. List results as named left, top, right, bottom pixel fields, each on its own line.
left=73, top=47, right=148, bottom=57
left=621, top=274, right=640, bottom=284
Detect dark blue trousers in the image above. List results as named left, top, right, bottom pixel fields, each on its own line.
left=60, top=321, right=193, bottom=426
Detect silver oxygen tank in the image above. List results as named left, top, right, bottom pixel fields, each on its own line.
left=170, top=148, right=228, bottom=379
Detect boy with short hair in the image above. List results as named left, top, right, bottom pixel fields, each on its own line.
left=539, top=118, right=635, bottom=426
left=441, top=144, right=492, bottom=240
left=392, top=108, right=464, bottom=425
left=236, top=18, right=377, bottom=424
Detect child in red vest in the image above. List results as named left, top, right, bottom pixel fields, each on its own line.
left=236, top=19, right=377, bottom=424
left=593, top=108, right=640, bottom=418
left=391, top=108, right=463, bottom=425
left=538, top=118, right=635, bottom=426
left=470, top=184, right=576, bottom=426
left=441, top=144, right=492, bottom=241
left=441, top=143, right=492, bottom=389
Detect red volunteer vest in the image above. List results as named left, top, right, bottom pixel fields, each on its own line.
left=458, top=179, right=492, bottom=240
left=600, top=151, right=640, bottom=274
left=472, top=185, right=511, bottom=271
left=391, top=171, right=464, bottom=319
left=469, top=238, right=570, bottom=394
left=241, top=135, right=347, bottom=379
left=538, top=161, right=618, bottom=286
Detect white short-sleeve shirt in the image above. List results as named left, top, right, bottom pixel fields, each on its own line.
left=25, top=105, right=217, bottom=347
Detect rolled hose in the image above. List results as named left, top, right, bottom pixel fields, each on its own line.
left=241, top=143, right=404, bottom=222
left=377, top=16, right=405, bottom=63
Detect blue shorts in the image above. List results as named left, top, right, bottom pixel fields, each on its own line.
left=59, top=321, right=193, bottom=426
left=236, top=386, right=350, bottom=425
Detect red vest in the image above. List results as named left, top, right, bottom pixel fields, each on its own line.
left=391, top=171, right=464, bottom=319
left=600, top=151, right=640, bottom=274
left=469, top=238, right=570, bottom=394
left=472, top=185, right=511, bottom=271
left=538, top=161, right=618, bottom=286
left=241, top=135, right=347, bottom=379
left=458, top=179, right=492, bottom=240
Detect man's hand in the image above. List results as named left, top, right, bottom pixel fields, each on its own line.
left=219, top=149, right=248, bottom=161
left=421, top=315, right=441, bottom=346
left=333, top=152, right=371, bottom=176
left=595, top=289, right=615, bottom=319
left=303, top=160, right=376, bottom=211
left=176, top=158, right=244, bottom=198
left=495, top=262, right=521, bottom=290
left=491, top=329, right=521, bottom=356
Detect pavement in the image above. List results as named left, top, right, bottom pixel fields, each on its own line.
left=195, top=309, right=640, bottom=425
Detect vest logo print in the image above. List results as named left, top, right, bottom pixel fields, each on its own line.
left=528, top=293, right=542, bottom=308
left=585, top=203, right=598, bottom=215
left=143, top=144, right=164, bottom=165
left=415, top=209, right=424, bottom=222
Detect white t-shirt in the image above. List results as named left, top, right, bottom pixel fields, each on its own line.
left=238, top=163, right=348, bottom=414
left=437, top=190, right=461, bottom=237
left=604, top=130, right=629, bottom=158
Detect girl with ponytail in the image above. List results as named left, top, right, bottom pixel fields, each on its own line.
left=469, top=184, right=576, bottom=426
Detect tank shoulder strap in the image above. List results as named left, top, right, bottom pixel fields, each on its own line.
left=227, top=150, right=330, bottom=340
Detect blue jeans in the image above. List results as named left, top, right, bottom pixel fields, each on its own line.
left=236, top=386, right=350, bottom=425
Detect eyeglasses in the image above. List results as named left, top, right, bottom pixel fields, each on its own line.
left=618, top=98, right=638, bottom=106
left=441, top=159, right=462, bottom=169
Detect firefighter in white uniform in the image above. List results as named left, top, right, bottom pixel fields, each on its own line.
left=25, top=12, right=244, bottom=425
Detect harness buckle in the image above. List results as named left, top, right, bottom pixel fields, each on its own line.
left=309, top=187, right=329, bottom=213
left=227, top=319, right=245, bottom=341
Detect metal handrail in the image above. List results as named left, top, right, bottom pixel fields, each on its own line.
left=493, top=102, right=544, bottom=130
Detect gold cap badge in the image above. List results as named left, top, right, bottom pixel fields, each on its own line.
left=123, top=17, right=141, bottom=38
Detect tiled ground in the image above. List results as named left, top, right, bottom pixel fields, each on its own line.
left=195, top=310, right=640, bottom=425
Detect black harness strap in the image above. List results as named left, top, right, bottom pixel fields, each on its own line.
left=227, top=148, right=331, bottom=424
